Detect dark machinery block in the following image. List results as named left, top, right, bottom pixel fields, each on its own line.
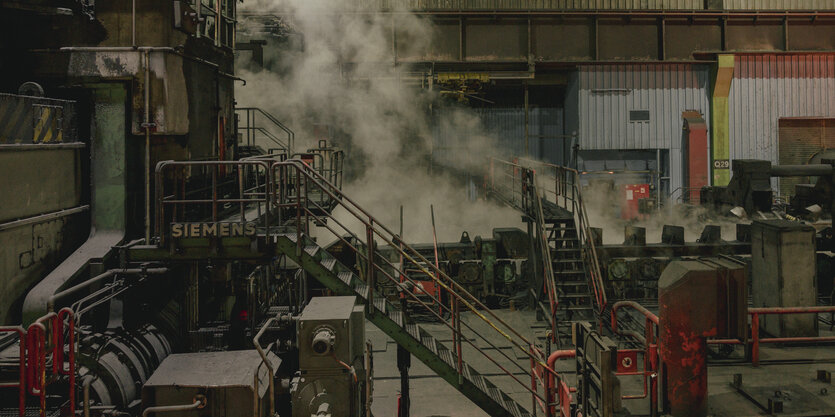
left=736, top=223, right=752, bottom=243
left=698, top=225, right=722, bottom=244
left=659, top=258, right=747, bottom=417
left=751, top=220, right=818, bottom=337
left=293, top=296, right=368, bottom=417
left=493, top=228, right=529, bottom=258
left=624, top=226, right=646, bottom=246
left=142, top=350, right=280, bottom=417
left=297, top=296, right=364, bottom=370
left=700, top=160, right=773, bottom=215
left=661, top=225, right=685, bottom=245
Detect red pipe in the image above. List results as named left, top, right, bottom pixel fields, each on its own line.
left=0, top=327, right=26, bottom=417
left=545, top=350, right=576, bottom=417
left=750, top=306, right=835, bottom=314
left=749, top=306, right=835, bottom=366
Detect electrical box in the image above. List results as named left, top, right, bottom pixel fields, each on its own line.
left=293, top=296, right=368, bottom=417
left=142, top=350, right=279, bottom=417
left=751, top=220, right=818, bottom=337
left=296, top=296, right=364, bottom=370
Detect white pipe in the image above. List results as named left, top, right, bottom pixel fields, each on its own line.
left=132, top=0, right=136, bottom=48
left=142, top=396, right=204, bottom=417
left=144, top=49, right=151, bottom=243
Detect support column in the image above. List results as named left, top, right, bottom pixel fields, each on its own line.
left=710, top=54, right=735, bottom=186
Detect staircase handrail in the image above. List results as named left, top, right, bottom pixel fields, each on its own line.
left=272, top=159, right=551, bottom=407
left=235, top=107, right=295, bottom=154
left=494, top=157, right=608, bottom=314
left=239, top=126, right=289, bottom=152
left=530, top=176, right=560, bottom=343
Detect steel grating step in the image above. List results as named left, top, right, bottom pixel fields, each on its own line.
left=421, top=335, right=438, bottom=354
left=338, top=271, right=353, bottom=285
left=440, top=348, right=454, bottom=366
left=321, top=258, right=336, bottom=271
left=284, top=233, right=533, bottom=417
left=353, top=283, right=369, bottom=299
left=388, top=310, right=404, bottom=327
left=304, top=245, right=319, bottom=257
left=277, top=232, right=298, bottom=242
left=374, top=297, right=386, bottom=313
left=406, top=324, right=419, bottom=340
left=560, top=292, right=592, bottom=297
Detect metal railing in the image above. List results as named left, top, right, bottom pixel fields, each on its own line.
left=154, top=160, right=273, bottom=245
left=487, top=157, right=607, bottom=314
left=747, top=306, right=835, bottom=366
left=486, top=158, right=559, bottom=341
left=519, top=158, right=607, bottom=313
left=272, top=159, right=551, bottom=412
left=235, top=107, right=295, bottom=155
left=0, top=327, right=26, bottom=417
left=0, top=309, right=76, bottom=417
left=612, top=301, right=835, bottom=412
left=610, top=301, right=660, bottom=416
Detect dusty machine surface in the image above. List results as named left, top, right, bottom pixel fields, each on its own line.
left=2, top=1, right=835, bottom=417
left=142, top=350, right=280, bottom=417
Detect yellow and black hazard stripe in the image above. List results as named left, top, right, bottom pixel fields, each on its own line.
left=0, top=97, right=30, bottom=144
left=0, top=98, right=64, bottom=144
left=32, top=104, right=63, bottom=143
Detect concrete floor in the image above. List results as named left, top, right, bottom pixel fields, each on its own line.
left=367, top=309, right=835, bottom=417
left=369, top=309, right=549, bottom=417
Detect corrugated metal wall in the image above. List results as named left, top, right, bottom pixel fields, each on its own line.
left=572, top=64, right=711, bottom=195
left=728, top=55, right=835, bottom=165
left=355, top=0, right=835, bottom=10
left=719, top=0, right=835, bottom=10
left=431, top=107, right=566, bottom=168
left=359, top=0, right=705, bottom=10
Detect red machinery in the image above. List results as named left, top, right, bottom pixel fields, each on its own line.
left=0, top=309, right=75, bottom=417
left=683, top=111, right=709, bottom=203
left=658, top=259, right=746, bottom=417
left=621, top=184, right=651, bottom=219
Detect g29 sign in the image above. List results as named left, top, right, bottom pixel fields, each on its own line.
left=171, top=222, right=257, bottom=238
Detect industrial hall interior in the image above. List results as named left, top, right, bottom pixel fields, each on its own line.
left=3, top=0, right=835, bottom=416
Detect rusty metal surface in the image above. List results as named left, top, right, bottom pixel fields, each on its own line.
left=658, top=258, right=747, bottom=417
left=0, top=94, right=75, bottom=144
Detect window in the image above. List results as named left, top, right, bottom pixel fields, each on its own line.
left=192, top=0, right=235, bottom=48
left=629, top=110, right=650, bottom=123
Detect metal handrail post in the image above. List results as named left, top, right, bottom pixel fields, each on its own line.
left=366, top=222, right=375, bottom=313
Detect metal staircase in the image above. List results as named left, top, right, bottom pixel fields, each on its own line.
left=275, top=232, right=532, bottom=417
left=268, top=160, right=563, bottom=417
left=545, top=217, right=595, bottom=344
left=488, top=157, right=607, bottom=344
left=150, top=157, right=558, bottom=417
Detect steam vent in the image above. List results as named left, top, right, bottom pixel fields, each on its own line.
left=4, top=1, right=835, bottom=416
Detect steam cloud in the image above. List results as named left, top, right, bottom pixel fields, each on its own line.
left=235, top=0, right=523, bottom=242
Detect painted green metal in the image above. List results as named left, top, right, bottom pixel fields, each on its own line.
left=90, top=84, right=128, bottom=231
left=274, top=234, right=531, bottom=417
left=125, top=237, right=270, bottom=262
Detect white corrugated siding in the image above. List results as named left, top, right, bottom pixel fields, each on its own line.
left=720, top=0, right=835, bottom=9
left=728, top=55, right=835, bottom=164
left=361, top=0, right=705, bottom=10
left=431, top=107, right=566, bottom=167
left=574, top=64, right=711, bottom=195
